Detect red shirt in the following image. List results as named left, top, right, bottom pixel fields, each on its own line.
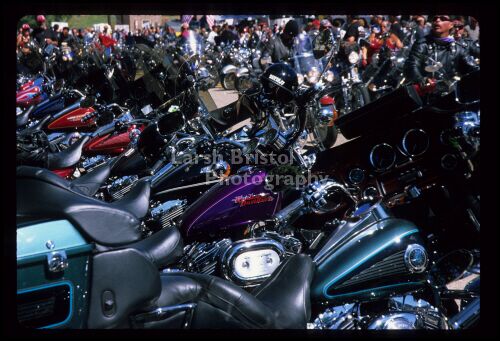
left=98, top=33, right=117, bottom=48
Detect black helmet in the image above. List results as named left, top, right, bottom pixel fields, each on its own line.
left=261, top=63, right=298, bottom=103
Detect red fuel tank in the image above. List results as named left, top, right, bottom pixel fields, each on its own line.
left=47, top=107, right=96, bottom=130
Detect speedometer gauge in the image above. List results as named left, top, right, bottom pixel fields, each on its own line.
left=348, top=168, right=365, bottom=185
left=369, top=143, right=396, bottom=172
left=401, top=129, right=429, bottom=157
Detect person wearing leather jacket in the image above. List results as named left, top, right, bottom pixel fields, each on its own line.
left=453, top=17, right=480, bottom=59
left=404, top=15, right=478, bottom=90
left=262, top=19, right=300, bottom=63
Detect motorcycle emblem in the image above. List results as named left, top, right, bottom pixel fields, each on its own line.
left=233, top=193, right=274, bottom=207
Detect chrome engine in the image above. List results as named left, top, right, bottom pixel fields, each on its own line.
left=150, top=199, right=187, bottom=228
left=141, top=199, right=188, bottom=237
left=309, top=295, right=449, bottom=330
left=81, top=154, right=109, bottom=173
left=107, top=175, right=139, bottom=200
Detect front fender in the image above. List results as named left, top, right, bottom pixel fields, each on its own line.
left=235, top=67, right=250, bottom=78
left=221, top=64, right=238, bottom=75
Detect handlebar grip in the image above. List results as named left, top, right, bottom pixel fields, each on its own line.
left=274, top=198, right=306, bottom=226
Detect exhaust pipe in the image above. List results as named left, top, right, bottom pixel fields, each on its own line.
left=448, top=297, right=480, bottom=329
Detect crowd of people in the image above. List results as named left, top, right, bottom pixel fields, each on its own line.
left=17, top=14, right=480, bottom=90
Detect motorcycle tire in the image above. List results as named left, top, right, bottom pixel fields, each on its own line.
left=330, top=83, right=371, bottom=117
left=316, top=124, right=338, bottom=149
left=351, top=83, right=371, bottom=112
left=222, top=72, right=237, bottom=90
left=207, top=65, right=220, bottom=88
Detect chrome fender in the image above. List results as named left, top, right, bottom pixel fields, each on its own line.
left=221, top=64, right=238, bottom=75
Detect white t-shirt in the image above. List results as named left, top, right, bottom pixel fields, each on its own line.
left=207, top=31, right=218, bottom=44
left=465, top=25, right=479, bottom=41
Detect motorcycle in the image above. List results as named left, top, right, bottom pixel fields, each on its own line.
left=15, top=26, right=480, bottom=329
left=313, top=29, right=371, bottom=117
left=362, top=41, right=409, bottom=100
left=15, top=79, right=480, bottom=331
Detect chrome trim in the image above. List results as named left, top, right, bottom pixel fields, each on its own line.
left=348, top=168, right=365, bottom=185
left=47, top=251, right=68, bottom=273
left=368, top=312, right=421, bottom=329
left=313, top=202, right=394, bottom=265
left=404, top=244, right=428, bottom=273
left=401, top=129, right=429, bottom=157
left=369, top=143, right=396, bottom=172
left=362, top=186, right=379, bottom=199
left=219, top=238, right=286, bottom=287
left=449, top=298, right=480, bottom=329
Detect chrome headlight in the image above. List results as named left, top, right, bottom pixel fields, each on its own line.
left=297, top=73, right=304, bottom=85
left=348, top=51, right=360, bottom=64
left=307, top=67, right=320, bottom=84
left=323, top=70, right=335, bottom=83
left=197, top=67, right=210, bottom=79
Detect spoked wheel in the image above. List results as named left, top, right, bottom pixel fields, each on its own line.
left=332, top=83, right=371, bottom=116
left=313, top=124, right=338, bottom=150
left=206, top=65, right=220, bottom=88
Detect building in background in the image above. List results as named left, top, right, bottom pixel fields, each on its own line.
left=116, top=15, right=164, bottom=31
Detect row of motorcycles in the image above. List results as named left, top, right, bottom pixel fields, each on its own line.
left=16, top=27, right=480, bottom=330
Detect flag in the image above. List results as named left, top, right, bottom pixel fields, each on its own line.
left=182, top=15, right=194, bottom=24
left=206, top=15, right=215, bottom=29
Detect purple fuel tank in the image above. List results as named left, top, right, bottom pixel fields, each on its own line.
left=179, top=170, right=282, bottom=241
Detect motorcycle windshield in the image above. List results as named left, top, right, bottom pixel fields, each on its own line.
left=292, top=33, right=321, bottom=75
left=180, top=31, right=204, bottom=57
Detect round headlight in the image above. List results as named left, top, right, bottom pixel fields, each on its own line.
left=307, top=67, right=320, bottom=84
left=297, top=73, right=304, bottom=85
left=324, top=70, right=335, bottom=83
left=348, top=51, right=360, bottom=64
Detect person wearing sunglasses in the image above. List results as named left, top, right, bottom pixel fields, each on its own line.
left=453, top=17, right=480, bottom=59
left=404, top=14, right=478, bottom=95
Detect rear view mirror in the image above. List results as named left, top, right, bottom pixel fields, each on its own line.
left=80, top=95, right=96, bottom=108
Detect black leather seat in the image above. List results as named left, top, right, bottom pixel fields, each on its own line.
left=150, top=254, right=314, bottom=329
left=17, top=165, right=183, bottom=267
left=16, top=105, right=36, bottom=128
left=109, top=177, right=151, bottom=219
left=47, top=136, right=90, bottom=170
left=18, top=114, right=51, bottom=134
left=17, top=162, right=111, bottom=197
left=71, top=162, right=112, bottom=196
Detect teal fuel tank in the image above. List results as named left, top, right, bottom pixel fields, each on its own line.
left=311, top=203, right=428, bottom=304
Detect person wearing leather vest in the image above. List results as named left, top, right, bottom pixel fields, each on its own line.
left=404, top=15, right=478, bottom=89
left=262, top=20, right=300, bottom=63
